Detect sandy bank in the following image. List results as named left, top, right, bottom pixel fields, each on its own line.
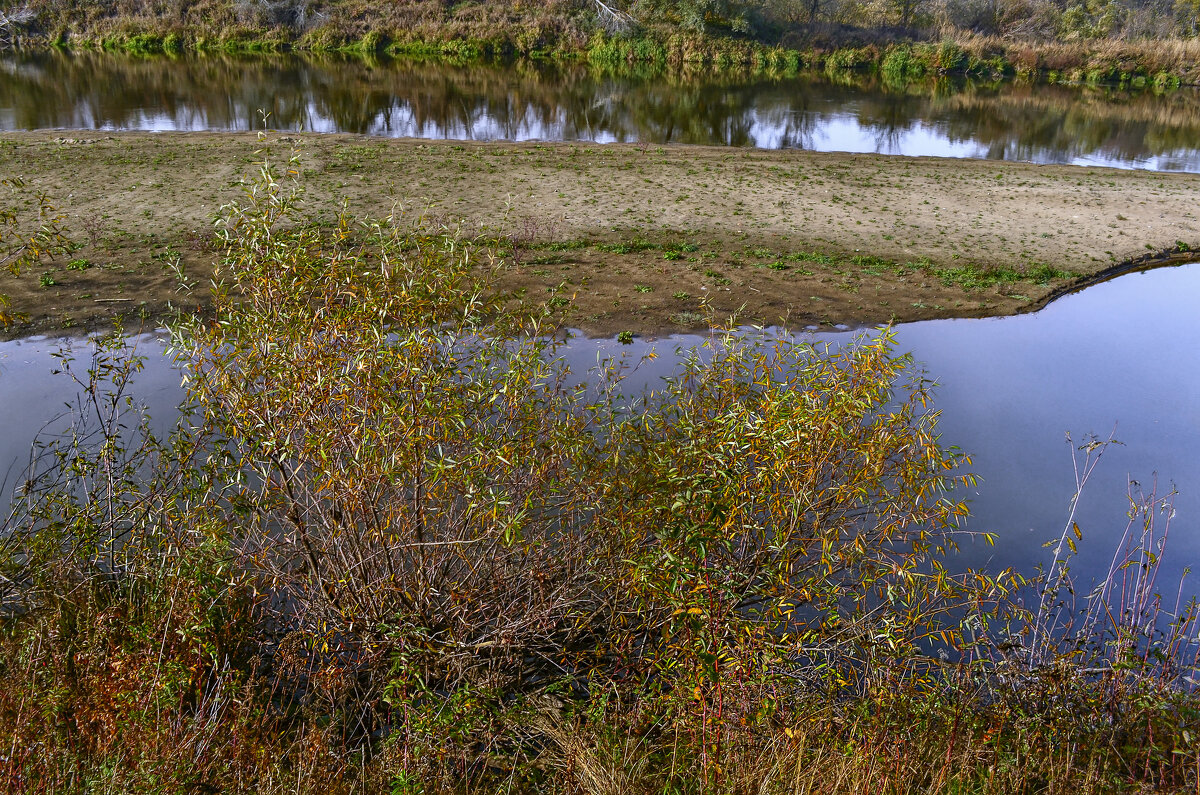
left=1, top=131, right=1197, bottom=337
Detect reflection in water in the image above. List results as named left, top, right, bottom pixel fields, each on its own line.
left=557, top=264, right=1200, bottom=593
left=3, top=264, right=1198, bottom=594
left=2, top=51, right=1200, bottom=170
left=0, top=331, right=184, bottom=503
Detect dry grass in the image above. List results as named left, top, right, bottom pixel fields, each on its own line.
left=947, top=31, right=1200, bottom=81
left=5, top=0, right=594, bottom=53
left=4, top=0, right=1200, bottom=82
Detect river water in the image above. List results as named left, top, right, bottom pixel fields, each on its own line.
left=2, top=263, right=1198, bottom=593
left=2, top=50, right=1200, bottom=170
left=0, top=50, right=1197, bottom=600
left=569, top=264, right=1200, bottom=588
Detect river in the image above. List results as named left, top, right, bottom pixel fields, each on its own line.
left=1, top=49, right=1197, bottom=602
left=2, top=262, right=1197, bottom=594
left=2, top=50, right=1200, bottom=170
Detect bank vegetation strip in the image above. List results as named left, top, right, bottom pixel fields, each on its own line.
left=1, top=130, right=1197, bottom=337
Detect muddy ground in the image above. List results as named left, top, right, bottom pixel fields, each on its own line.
left=1, top=131, right=1197, bottom=338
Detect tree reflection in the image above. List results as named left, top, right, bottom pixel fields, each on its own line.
left=1, top=49, right=1199, bottom=169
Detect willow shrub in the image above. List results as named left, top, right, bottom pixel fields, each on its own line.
left=1, top=161, right=1013, bottom=789
left=169, top=163, right=1014, bottom=783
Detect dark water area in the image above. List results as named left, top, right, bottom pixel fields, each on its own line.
left=3, top=50, right=1200, bottom=171
left=2, top=263, right=1198, bottom=597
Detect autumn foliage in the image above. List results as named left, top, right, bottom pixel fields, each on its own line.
left=0, top=162, right=1196, bottom=793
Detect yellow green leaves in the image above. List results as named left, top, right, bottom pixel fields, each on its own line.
left=158, top=162, right=1023, bottom=785
left=0, top=176, right=70, bottom=328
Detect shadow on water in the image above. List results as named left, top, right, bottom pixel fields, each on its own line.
left=3, top=50, right=1200, bottom=169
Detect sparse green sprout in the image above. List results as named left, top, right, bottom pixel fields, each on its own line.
left=663, top=242, right=699, bottom=261
left=596, top=238, right=656, bottom=254
left=616, top=330, right=634, bottom=344
left=545, top=239, right=590, bottom=252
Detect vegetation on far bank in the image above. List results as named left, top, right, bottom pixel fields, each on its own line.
left=0, top=158, right=1198, bottom=793
left=2, top=0, right=1200, bottom=85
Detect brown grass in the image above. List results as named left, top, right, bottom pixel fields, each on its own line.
left=948, top=31, right=1200, bottom=81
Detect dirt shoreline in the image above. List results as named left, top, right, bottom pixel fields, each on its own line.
left=1, top=131, right=1198, bottom=339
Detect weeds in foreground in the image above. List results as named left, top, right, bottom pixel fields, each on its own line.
left=0, top=163, right=1196, bottom=793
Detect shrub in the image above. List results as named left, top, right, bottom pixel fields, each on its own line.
left=0, top=159, right=996, bottom=787
left=881, top=45, right=928, bottom=82
left=824, top=45, right=878, bottom=71
left=167, top=160, right=1008, bottom=785
left=3, top=158, right=1194, bottom=791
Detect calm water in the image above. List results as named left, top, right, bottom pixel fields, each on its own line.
left=2, top=263, right=1198, bottom=592
left=546, top=263, right=1200, bottom=588
left=2, top=51, right=1200, bottom=170
left=1, top=48, right=1197, bottom=594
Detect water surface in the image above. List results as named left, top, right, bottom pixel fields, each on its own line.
left=561, top=263, right=1200, bottom=589
left=2, top=264, right=1197, bottom=593
left=3, top=51, right=1200, bottom=170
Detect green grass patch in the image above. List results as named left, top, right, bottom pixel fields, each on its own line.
left=931, top=262, right=1074, bottom=289
left=594, top=238, right=658, bottom=254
